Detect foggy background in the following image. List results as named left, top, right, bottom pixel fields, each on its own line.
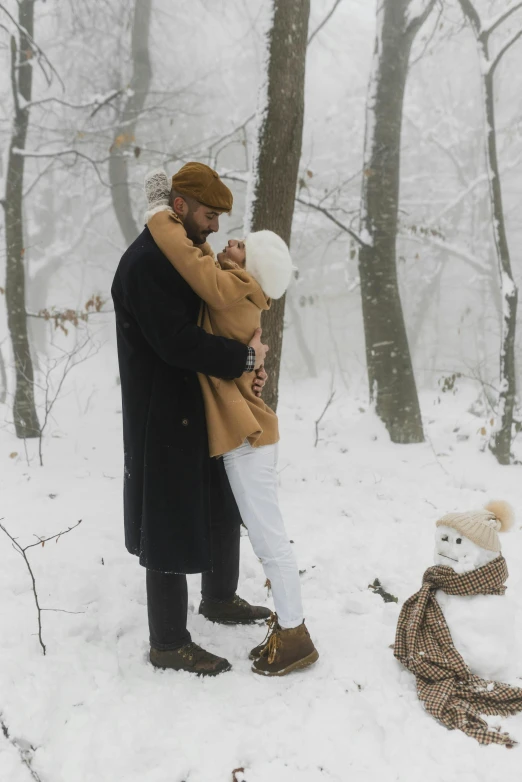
left=2, top=0, right=520, bottom=409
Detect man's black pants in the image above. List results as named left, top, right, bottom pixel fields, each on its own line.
left=146, top=457, right=241, bottom=650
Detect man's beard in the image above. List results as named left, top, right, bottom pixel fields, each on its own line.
left=183, top=212, right=209, bottom=245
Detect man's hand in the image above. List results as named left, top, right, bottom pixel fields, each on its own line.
left=249, top=327, right=269, bottom=370
left=252, top=366, right=268, bottom=398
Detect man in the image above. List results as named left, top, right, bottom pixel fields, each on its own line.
left=111, top=162, right=271, bottom=676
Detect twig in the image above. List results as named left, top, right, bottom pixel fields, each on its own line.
left=490, top=28, right=522, bottom=75
left=410, top=1, right=444, bottom=67
left=295, top=196, right=367, bottom=246
left=40, top=608, right=85, bottom=614
left=308, top=0, right=343, bottom=45
left=26, top=88, right=124, bottom=114
left=0, top=2, right=63, bottom=88
left=483, top=1, right=522, bottom=37
left=314, top=390, right=336, bottom=447
left=424, top=433, right=451, bottom=476
left=0, top=518, right=82, bottom=655
left=35, top=335, right=100, bottom=467
left=11, top=148, right=111, bottom=187
left=406, top=0, right=438, bottom=39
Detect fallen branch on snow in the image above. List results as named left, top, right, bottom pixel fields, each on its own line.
left=0, top=518, right=82, bottom=655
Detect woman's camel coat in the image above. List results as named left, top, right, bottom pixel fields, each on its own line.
left=148, top=210, right=279, bottom=458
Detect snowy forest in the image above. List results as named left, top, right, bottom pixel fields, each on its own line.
left=2, top=0, right=522, bottom=780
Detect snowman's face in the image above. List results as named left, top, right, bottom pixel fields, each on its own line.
left=434, top=525, right=498, bottom=574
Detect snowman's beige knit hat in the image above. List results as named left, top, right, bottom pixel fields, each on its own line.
left=436, top=500, right=515, bottom=553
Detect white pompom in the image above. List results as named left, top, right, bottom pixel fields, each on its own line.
left=484, top=500, right=515, bottom=532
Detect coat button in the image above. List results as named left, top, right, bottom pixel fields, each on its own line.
left=181, top=418, right=189, bottom=426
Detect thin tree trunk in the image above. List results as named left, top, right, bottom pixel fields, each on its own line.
left=245, top=0, right=310, bottom=411
left=483, top=57, right=518, bottom=464
left=457, top=0, right=521, bottom=464
left=2, top=0, right=40, bottom=438
left=358, top=0, right=434, bottom=443
left=0, top=344, right=7, bottom=404
left=108, top=0, right=152, bottom=246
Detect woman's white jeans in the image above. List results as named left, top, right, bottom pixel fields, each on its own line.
left=222, top=440, right=303, bottom=629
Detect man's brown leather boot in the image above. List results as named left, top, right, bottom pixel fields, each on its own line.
left=199, top=594, right=271, bottom=625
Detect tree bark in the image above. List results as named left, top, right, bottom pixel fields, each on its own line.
left=358, top=0, right=434, bottom=443
left=483, top=59, right=518, bottom=464
left=0, top=343, right=7, bottom=405
left=245, top=0, right=310, bottom=411
left=108, top=0, right=152, bottom=247
left=457, top=0, right=520, bottom=464
left=2, top=0, right=40, bottom=438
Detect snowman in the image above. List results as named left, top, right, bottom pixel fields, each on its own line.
left=434, top=500, right=519, bottom=682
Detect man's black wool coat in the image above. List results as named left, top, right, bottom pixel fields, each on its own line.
left=111, top=227, right=248, bottom=573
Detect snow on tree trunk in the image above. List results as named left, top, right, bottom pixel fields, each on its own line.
left=108, top=0, right=152, bottom=247
left=481, top=51, right=518, bottom=465
left=245, top=0, right=310, bottom=412
left=457, top=0, right=521, bottom=464
left=2, top=0, right=41, bottom=439
left=358, top=0, right=435, bottom=444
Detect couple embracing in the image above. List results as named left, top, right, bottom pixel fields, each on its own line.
left=111, top=162, right=318, bottom=677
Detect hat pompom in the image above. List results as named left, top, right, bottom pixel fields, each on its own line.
left=484, top=500, right=515, bottom=532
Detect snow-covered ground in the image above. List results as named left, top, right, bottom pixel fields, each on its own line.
left=1, top=352, right=522, bottom=782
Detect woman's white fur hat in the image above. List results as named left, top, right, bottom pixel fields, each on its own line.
left=244, top=230, right=293, bottom=300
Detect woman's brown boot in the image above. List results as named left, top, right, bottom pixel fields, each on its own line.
left=249, top=612, right=279, bottom=660
left=251, top=621, right=318, bottom=676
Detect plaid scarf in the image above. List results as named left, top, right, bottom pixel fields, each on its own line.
left=394, top=556, right=522, bottom=747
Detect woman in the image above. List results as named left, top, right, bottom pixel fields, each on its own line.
left=144, top=169, right=318, bottom=677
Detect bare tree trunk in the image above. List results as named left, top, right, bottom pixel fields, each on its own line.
left=108, top=0, right=152, bottom=246
left=457, top=0, right=522, bottom=464
left=483, top=53, right=518, bottom=464
left=358, top=0, right=435, bottom=443
left=2, top=0, right=40, bottom=438
left=245, top=0, right=310, bottom=411
left=0, top=343, right=7, bottom=404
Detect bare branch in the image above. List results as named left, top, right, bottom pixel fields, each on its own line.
left=483, top=2, right=522, bottom=37
left=296, top=196, right=368, bottom=246
left=11, top=148, right=111, bottom=186
left=490, top=27, right=522, bottom=75
left=24, top=519, right=83, bottom=551
left=308, top=0, right=342, bottom=45
left=0, top=518, right=82, bottom=655
left=36, top=336, right=100, bottom=466
left=26, top=88, right=124, bottom=113
left=406, top=0, right=438, bottom=40
left=456, top=0, right=482, bottom=36
left=40, top=608, right=85, bottom=614
left=410, top=1, right=444, bottom=67
left=0, top=2, right=63, bottom=89
left=315, top=389, right=336, bottom=447
left=400, top=232, right=487, bottom=273
left=0, top=521, right=46, bottom=654
left=22, top=159, right=55, bottom=199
